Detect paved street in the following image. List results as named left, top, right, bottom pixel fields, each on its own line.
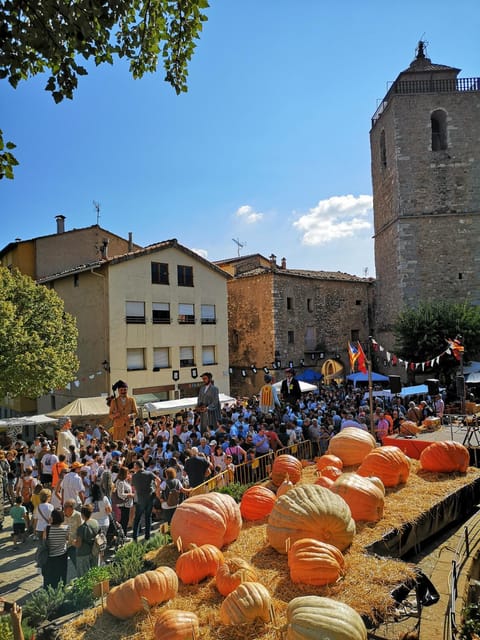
left=0, top=509, right=43, bottom=604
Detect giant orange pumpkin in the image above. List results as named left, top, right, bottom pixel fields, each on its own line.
left=240, top=485, right=276, bottom=521
left=327, top=428, right=376, bottom=466
left=271, top=454, right=303, bottom=486
left=170, top=492, right=242, bottom=549
left=419, top=440, right=470, bottom=473
left=267, top=484, right=355, bottom=553
left=215, top=557, right=259, bottom=596
left=315, top=454, right=343, bottom=473
left=175, top=543, right=225, bottom=584
left=154, top=609, right=200, bottom=640
left=330, top=473, right=384, bottom=522
left=357, top=446, right=410, bottom=487
left=106, top=567, right=178, bottom=619
left=288, top=538, right=345, bottom=586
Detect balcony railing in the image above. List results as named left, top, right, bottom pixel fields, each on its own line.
left=372, top=77, right=480, bottom=126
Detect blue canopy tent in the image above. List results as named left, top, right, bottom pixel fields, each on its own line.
left=398, top=384, right=429, bottom=397
left=296, top=368, right=323, bottom=383
left=347, top=372, right=389, bottom=387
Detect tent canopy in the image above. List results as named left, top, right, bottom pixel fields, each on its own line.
left=272, top=379, right=318, bottom=393
left=296, top=368, right=323, bottom=382
left=145, top=393, right=235, bottom=416
left=48, top=396, right=110, bottom=419
left=466, top=372, right=480, bottom=384
left=347, top=372, right=389, bottom=386
left=397, top=384, right=429, bottom=398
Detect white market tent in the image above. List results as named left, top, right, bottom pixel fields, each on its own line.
left=47, top=396, right=110, bottom=419
left=144, top=393, right=236, bottom=416
left=272, top=379, right=318, bottom=393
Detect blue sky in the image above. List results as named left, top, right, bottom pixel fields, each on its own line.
left=1, top=0, right=479, bottom=277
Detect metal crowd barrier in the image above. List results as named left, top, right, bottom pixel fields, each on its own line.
left=189, top=439, right=313, bottom=496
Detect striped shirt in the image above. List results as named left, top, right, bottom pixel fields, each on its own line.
left=47, top=524, right=69, bottom=557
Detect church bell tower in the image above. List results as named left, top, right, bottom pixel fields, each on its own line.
left=370, top=42, right=480, bottom=346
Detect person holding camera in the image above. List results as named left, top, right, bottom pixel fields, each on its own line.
left=1, top=601, right=25, bottom=640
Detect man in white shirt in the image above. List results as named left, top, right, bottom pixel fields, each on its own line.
left=61, top=462, right=86, bottom=506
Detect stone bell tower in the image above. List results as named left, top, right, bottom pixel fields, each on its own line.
left=370, top=42, right=480, bottom=347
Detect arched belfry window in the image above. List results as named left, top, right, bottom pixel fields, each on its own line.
left=380, top=129, right=387, bottom=168
left=431, top=109, right=448, bottom=151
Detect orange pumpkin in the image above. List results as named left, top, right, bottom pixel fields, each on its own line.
left=287, top=538, right=346, bottom=585
left=319, top=465, right=342, bottom=482
left=314, top=475, right=334, bottom=489
left=327, top=428, right=376, bottom=466
left=419, top=440, right=470, bottom=473
left=220, top=581, right=272, bottom=625
left=175, top=543, right=225, bottom=584
left=215, top=557, right=259, bottom=596
left=315, top=454, right=343, bottom=473
left=276, top=474, right=294, bottom=497
left=400, top=420, right=424, bottom=435
left=240, top=485, right=276, bottom=521
left=170, top=492, right=242, bottom=549
left=154, top=609, right=200, bottom=640
left=106, top=567, right=178, bottom=619
left=357, top=446, right=410, bottom=487
left=271, top=454, right=303, bottom=486
left=330, top=473, right=384, bottom=522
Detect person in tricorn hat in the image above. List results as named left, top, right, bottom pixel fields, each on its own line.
left=280, top=368, right=302, bottom=408
left=108, top=380, right=138, bottom=442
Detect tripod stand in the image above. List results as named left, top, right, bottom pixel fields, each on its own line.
left=462, top=416, right=480, bottom=465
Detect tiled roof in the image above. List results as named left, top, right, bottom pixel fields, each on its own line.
left=37, top=239, right=230, bottom=283
left=232, top=266, right=373, bottom=283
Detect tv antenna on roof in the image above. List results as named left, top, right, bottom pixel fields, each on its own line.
left=93, top=200, right=101, bottom=225
left=232, top=237, right=246, bottom=257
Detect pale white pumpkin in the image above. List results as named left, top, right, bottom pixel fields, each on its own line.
left=286, top=595, right=367, bottom=640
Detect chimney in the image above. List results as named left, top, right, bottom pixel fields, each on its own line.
left=55, top=214, right=66, bottom=234
left=100, top=238, right=109, bottom=259
left=269, top=253, right=277, bottom=269
left=281, top=257, right=287, bottom=270
left=128, top=232, right=133, bottom=252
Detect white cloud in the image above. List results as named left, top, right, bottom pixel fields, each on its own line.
left=191, top=247, right=209, bottom=260
left=293, top=194, right=373, bottom=245
left=235, top=204, right=264, bottom=224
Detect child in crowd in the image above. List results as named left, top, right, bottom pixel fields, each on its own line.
left=10, top=496, right=28, bottom=546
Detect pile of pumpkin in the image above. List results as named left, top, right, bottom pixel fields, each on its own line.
left=103, top=429, right=471, bottom=640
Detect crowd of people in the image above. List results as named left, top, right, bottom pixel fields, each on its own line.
left=0, top=370, right=445, bottom=592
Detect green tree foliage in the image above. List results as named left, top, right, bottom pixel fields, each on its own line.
left=394, top=300, right=480, bottom=375
left=0, top=0, right=210, bottom=178
left=0, top=266, right=79, bottom=398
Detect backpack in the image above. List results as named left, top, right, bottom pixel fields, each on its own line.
left=21, top=477, right=34, bottom=503
left=165, top=480, right=181, bottom=507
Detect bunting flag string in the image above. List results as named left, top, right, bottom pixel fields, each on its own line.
left=370, top=337, right=458, bottom=371
left=60, top=369, right=105, bottom=392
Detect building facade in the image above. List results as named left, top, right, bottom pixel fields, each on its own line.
left=216, top=254, right=373, bottom=397
left=371, top=43, right=480, bottom=350
left=0, top=218, right=230, bottom=414
left=36, top=240, right=231, bottom=413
